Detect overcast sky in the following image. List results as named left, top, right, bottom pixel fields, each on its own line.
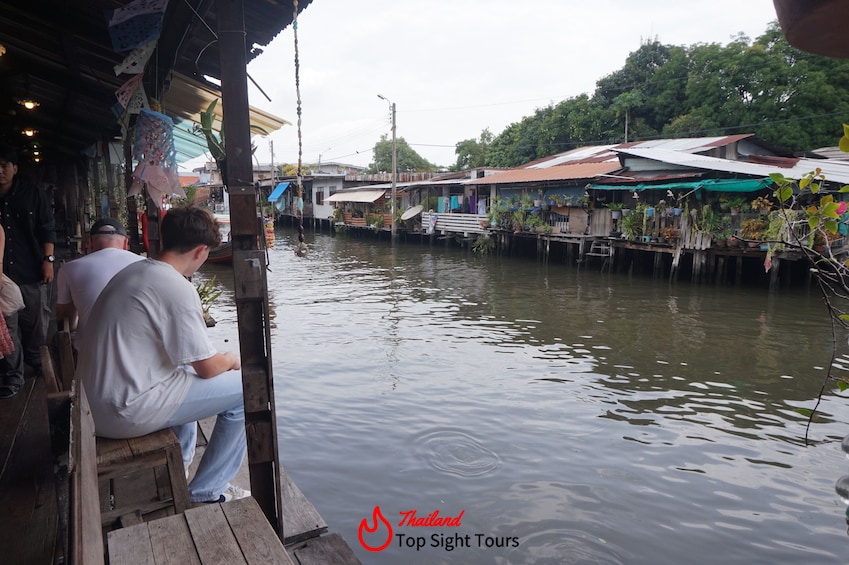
left=228, top=0, right=781, bottom=171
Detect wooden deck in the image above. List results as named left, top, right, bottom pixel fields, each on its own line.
left=0, top=376, right=58, bottom=564
left=0, top=374, right=360, bottom=564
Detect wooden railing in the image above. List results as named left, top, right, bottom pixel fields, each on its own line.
left=422, top=212, right=488, bottom=235
left=342, top=212, right=393, bottom=228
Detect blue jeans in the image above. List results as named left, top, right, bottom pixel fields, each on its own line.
left=163, top=369, right=246, bottom=503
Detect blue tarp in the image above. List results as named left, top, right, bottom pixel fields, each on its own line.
left=268, top=182, right=290, bottom=202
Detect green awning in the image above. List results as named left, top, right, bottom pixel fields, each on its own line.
left=589, top=178, right=773, bottom=193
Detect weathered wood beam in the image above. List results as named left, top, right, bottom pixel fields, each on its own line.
left=216, top=0, right=283, bottom=537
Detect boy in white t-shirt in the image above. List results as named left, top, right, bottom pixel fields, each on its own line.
left=76, top=206, right=249, bottom=504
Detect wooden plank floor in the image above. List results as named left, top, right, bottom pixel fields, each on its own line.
left=0, top=380, right=360, bottom=564
left=0, top=377, right=59, bottom=564
left=194, top=417, right=332, bottom=546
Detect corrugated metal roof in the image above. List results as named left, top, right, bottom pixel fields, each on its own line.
left=465, top=162, right=622, bottom=185
left=525, top=135, right=761, bottom=170
left=615, top=147, right=849, bottom=185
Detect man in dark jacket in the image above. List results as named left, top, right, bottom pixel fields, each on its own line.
left=0, top=146, right=56, bottom=398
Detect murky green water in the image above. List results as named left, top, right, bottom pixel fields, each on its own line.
left=201, top=228, right=849, bottom=564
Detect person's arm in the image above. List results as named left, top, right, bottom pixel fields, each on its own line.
left=41, top=242, right=55, bottom=284
left=190, top=351, right=241, bottom=379
left=36, top=188, right=56, bottom=284
left=55, top=303, right=78, bottom=331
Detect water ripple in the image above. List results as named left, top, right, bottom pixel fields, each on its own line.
left=504, top=528, right=625, bottom=565
left=413, top=428, right=502, bottom=478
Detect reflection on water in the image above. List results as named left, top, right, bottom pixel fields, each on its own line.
left=199, top=228, right=849, bottom=564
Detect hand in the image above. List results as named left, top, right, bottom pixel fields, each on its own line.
left=41, top=262, right=54, bottom=284
left=226, top=351, right=242, bottom=371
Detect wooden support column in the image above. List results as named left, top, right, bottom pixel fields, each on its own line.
left=124, top=137, right=141, bottom=253
left=217, top=0, right=283, bottom=536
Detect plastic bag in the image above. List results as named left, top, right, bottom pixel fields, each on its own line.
left=0, top=274, right=25, bottom=315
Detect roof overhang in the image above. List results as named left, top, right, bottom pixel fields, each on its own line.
left=0, top=0, right=311, bottom=165
left=465, top=162, right=623, bottom=185
left=161, top=73, right=289, bottom=136
left=326, top=189, right=386, bottom=203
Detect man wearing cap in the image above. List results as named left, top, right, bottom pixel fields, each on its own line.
left=76, top=206, right=249, bottom=504
left=0, top=145, right=55, bottom=398
left=56, top=218, right=143, bottom=336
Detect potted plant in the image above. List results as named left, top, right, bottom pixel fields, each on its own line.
left=605, top=202, right=627, bottom=219
left=534, top=190, right=544, bottom=207
left=740, top=218, right=766, bottom=246
left=727, top=196, right=749, bottom=216
left=371, top=213, right=385, bottom=230
left=620, top=208, right=642, bottom=240
left=662, top=226, right=680, bottom=242
left=512, top=210, right=527, bottom=233
left=750, top=195, right=772, bottom=215
left=713, top=226, right=733, bottom=247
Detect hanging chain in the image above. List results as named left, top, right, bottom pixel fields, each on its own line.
left=292, top=0, right=307, bottom=257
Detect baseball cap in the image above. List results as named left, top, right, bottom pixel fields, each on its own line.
left=90, top=218, right=127, bottom=236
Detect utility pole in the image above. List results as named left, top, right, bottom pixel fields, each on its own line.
left=378, top=94, right=397, bottom=240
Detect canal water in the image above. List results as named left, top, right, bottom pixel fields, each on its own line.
left=200, top=228, right=849, bottom=564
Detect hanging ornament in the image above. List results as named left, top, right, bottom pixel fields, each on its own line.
left=130, top=109, right=184, bottom=207
left=114, top=39, right=157, bottom=75
left=115, top=74, right=144, bottom=110
left=108, top=0, right=169, bottom=27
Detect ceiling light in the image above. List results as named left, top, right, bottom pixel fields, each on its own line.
left=19, top=99, right=39, bottom=110
left=22, top=128, right=37, bottom=137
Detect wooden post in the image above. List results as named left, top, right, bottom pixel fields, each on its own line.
left=769, top=257, right=781, bottom=290
left=124, top=138, right=141, bottom=253
left=217, top=0, right=283, bottom=536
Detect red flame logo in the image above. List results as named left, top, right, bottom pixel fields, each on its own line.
left=358, top=505, right=393, bottom=552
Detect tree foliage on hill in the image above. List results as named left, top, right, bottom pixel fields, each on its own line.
left=483, top=23, right=849, bottom=168
left=367, top=135, right=437, bottom=173
left=452, top=128, right=493, bottom=171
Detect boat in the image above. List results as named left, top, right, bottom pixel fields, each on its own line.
left=206, top=241, right=233, bottom=264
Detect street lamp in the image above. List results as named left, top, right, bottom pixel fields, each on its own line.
left=377, top=94, right=397, bottom=240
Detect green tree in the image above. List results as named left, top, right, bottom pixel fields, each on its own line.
left=476, top=22, right=849, bottom=167
left=367, top=135, right=437, bottom=173
left=453, top=129, right=493, bottom=171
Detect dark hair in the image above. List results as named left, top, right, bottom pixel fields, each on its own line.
left=0, top=145, right=18, bottom=165
left=160, top=206, right=221, bottom=253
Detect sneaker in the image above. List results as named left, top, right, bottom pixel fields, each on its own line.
left=0, top=384, right=20, bottom=399
left=222, top=484, right=251, bottom=501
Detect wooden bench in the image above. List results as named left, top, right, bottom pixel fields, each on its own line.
left=51, top=378, right=297, bottom=564
left=45, top=337, right=191, bottom=529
